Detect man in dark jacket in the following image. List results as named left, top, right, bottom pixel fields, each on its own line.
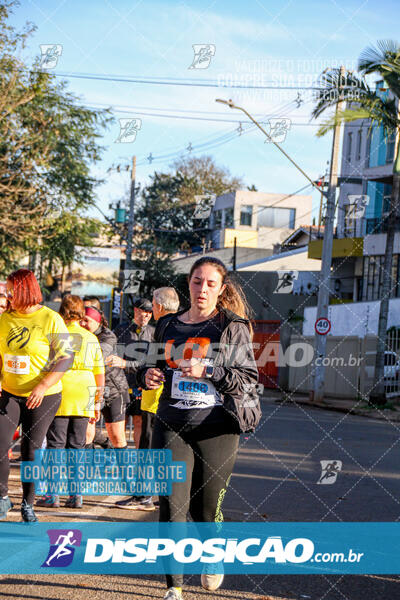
left=107, top=298, right=154, bottom=449
left=115, top=288, right=179, bottom=511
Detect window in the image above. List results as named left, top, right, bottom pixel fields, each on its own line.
left=386, top=131, right=396, bottom=163
left=356, top=130, right=362, bottom=161
left=225, top=207, right=234, bottom=228
left=344, top=204, right=356, bottom=237
left=384, top=352, right=396, bottom=367
left=346, top=132, right=353, bottom=162
left=362, top=254, right=400, bottom=301
left=258, top=207, right=296, bottom=229
left=240, top=205, right=253, bottom=226
left=214, top=210, right=222, bottom=228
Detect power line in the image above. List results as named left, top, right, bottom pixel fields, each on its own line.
left=89, top=101, right=380, bottom=127
left=87, top=101, right=277, bottom=118
left=86, top=104, right=301, bottom=124
left=100, top=98, right=301, bottom=170
left=46, top=70, right=325, bottom=90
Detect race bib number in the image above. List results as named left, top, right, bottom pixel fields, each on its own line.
left=4, top=354, right=30, bottom=374
left=171, top=370, right=222, bottom=409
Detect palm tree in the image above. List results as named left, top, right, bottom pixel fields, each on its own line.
left=312, top=40, right=400, bottom=405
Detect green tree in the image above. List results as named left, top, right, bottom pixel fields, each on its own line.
left=312, top=40, right=400, bottom=404
left=39, top=213, right=103, bottom=295
left=172, top=155, right=243, bottom=198
left=136, top=171, right=204, bottom=250
left=0, top=0, right=112, bottom=275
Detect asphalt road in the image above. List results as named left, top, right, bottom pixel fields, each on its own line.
left=1, top=398, right=400, bottom=600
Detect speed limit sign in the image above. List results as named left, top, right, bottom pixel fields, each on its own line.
left=315, top=317, right=331, bottom=335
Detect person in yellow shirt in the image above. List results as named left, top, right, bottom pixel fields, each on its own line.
left=37, top=295, right=105, bottom=510
left=0, top=269, right=73, bottom=522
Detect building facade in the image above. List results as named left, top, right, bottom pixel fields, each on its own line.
left=309, top=80, right=399, bottom=303
left=209, top=189, right=313, bottom=251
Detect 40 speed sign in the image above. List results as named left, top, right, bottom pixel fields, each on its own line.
left=315, top=317, right=331, bottom=335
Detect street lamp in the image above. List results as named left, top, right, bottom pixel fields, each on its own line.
left=215, top=99, right=326, bottom=195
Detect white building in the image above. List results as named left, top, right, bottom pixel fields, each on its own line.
left=209, top=189, right=313, bottom=251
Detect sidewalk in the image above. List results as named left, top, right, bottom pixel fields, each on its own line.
left=261, top=389, right=400, bottom=422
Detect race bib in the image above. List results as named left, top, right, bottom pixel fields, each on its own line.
left=171, top=370, right=222, bottom=409
left=4, top=354, right=30, bottom=374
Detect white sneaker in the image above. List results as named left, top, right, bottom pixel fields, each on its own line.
left=163, top=588, right=182, bottom=600
left=201, top=572, right=224, bottom=591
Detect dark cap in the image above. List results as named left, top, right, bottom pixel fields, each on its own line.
left=134, top=297, right=152, bottom=312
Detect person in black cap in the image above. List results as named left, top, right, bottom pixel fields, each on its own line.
left=107, top=298, right=154, bottom=448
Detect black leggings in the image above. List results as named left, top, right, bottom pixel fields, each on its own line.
left=139, top=410, right=155, bottom=450
left=0, top=390, right=61, bottom=504
left=152, top=418, right=239, bottom=587
left=47, top=416, right=89, bottom=450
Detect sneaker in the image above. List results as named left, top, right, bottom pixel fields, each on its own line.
left=36, top=494, right=60, bottom=508
left=21, top=499, right=38, bottom=523
left=0, top=496, right=13, bottom=520
left=65, top=495, right=83, bottom=509
left=116, top=496, right=156, bottom=511
left=163, top=588, right=182, bottom=600
left=201, top=563, right=224, bottom=591
left=115, top=495, right=140, bottom=507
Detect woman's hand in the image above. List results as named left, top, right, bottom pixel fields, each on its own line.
left=26, top=383, right=47, bottom=409
left=145, top=368, right=165, bottom=389
left=105, top=355, right=126, bottom=368
left=89, top=410, right=101, bottom=424
left=180, top=359, right=206, bottom=379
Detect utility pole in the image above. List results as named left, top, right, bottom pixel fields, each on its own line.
left=313, top=66, right=345, bottom=403
left=215, top=97, right=340, bottom=400
left=121, top=156, right=136, bottom=322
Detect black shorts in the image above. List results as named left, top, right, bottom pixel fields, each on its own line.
left=102, top=392, right=128, bottom=424
left=125, top=396, right=142, bottom=418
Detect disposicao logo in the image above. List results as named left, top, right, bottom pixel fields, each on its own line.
left=42, top=529, right=82, bottom=568
left=83, top=536, right=315, bottom=564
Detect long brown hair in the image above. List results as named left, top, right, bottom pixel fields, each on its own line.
left=59, top=295, right=85, bottom=322
left=188, top=257, right=253, bottom=324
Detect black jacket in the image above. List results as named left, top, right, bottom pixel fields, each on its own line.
left=113, top=321, right=155, bottom=389
left=94, top=325, right=129, bottom=400
left=137, top=308, right=261, bottom=433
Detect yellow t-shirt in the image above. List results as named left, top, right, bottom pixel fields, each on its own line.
left=0, top=306, right=71, bottom=397
left=56, top=321, right=105, bottom=417
left=141, top=384, right=163, bottom=414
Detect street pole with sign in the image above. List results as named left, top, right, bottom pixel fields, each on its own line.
left=313, top=66, right=345, bottom=403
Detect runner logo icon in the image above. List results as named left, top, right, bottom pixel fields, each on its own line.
left=41, top=529, right=82, bottom=567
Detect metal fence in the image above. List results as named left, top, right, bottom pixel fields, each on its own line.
left=288, top=334, right=400, bottom=401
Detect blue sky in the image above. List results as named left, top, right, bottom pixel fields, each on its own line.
left=10, top=0, right=400, bottom=224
